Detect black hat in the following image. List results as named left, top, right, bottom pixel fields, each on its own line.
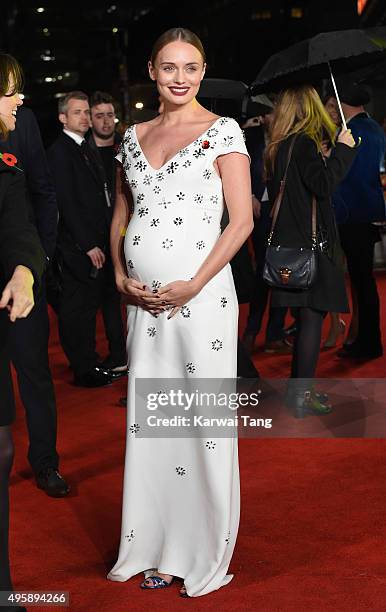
left=338, top=82, right=371, bottom=106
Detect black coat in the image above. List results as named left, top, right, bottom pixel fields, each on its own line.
left=48, top=132, right=111, bottom=280
left=0, top=163, right=46, bottom=425
left=1, top=106, right=58, bottom=258
left=267, top=133, right=357, bottom=312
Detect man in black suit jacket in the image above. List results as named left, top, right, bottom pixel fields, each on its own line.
left=86, top=91, right=126, bottom=373
left=48, top=91, right=115, bottom=387
left=1, top=106, right=70, bottom=497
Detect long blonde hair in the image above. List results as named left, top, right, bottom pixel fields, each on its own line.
left=264, top=85, right=336, bottom=177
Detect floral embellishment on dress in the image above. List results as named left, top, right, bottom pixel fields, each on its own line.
left=156, top=171, right=165, bottom=182
left=125, top=529, right=135, bottom=542
left=203, top=169, right=212, bottom=180
left=129, top=180, right=138, bottom=189
left=207, top=127, right=219, bottom=137
left=147, top=326, right=156, bottom=337
left=219, top=117, right=229, bottom=126
left=176, top=191, right=185, bottom=200
left=152, top=280, right=161, bottom=291
left=222, top=135, right=234, bottom=148
left=220, top=297, right=228, bottom=308
left=174, top=217, right=183, bottom=226
left=211, top=339, right=223, bottom=351
left=183, top=160, right=192, bottom=168
left=132, top=235, right=141, bottom=246
left=225, top=530, right=231, bottom=544
left=179, top=147, right=189, bottom=157
left=137, top=193, right=145, bottom=203
left=175, top=466, right=186, bottom=476
left=162, top=238, right=173, bottom=250
left=127, top=259, right=134, bottom=270
left=196, top=240, right=205, bottom=250
left=150, top=218, right=160, bottom=227
left=158, top=197, right=172, bottom=210
left=129, top=423, right=140, bottom=434
left=166, top=161, right=179, bottom=174
left=205, top=441, right=216, bottom=450
left=143, top=174, right=153, bottom=186
left=153, top=185, right=161, bottom=194
left=134, top=160, right=147, bottom=172
left=201, top=140, right=210, bottom=150
left=138, top=206, right=149, bottom=218
left=203, top=213, right=212, bottom=224
left=194, top=194, right=203, bottom=204
left=128, top=142, right=137, bottom=152
left=186, top=362, right=196, bottom=374
left=193, top=148, right=205, bottom=159
left=180, top=306, right=191, bottom=318
left=132, top=150, right=141, bottom=159
left=210, top=195, right=219, bottom=206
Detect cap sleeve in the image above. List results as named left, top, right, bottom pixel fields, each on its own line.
left=214, top=117, right=250, bottom=162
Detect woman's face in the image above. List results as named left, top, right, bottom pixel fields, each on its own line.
left=148, top=41, right=205, bottom=107
left=325, top=96, right=340, bottom=126
left=0, top=74, right=23, bottom=131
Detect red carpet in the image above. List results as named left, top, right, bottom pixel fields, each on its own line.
left=9, top=273, right=386, bottom=611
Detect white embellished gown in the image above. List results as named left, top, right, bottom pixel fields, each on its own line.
left=107, top=117, right=250, bottom=597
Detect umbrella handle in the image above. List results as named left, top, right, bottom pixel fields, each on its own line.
left=328, top=62, right=347, bottom=131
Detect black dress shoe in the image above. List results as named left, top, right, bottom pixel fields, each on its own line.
left=36, top=467, right=70, bottom=497
left=96, top=364, right=127, bottom=380
left=74, top=367, right=113, bottom=387
left=336, top=344, right=383, bottom=360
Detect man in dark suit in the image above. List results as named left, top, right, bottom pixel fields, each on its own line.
left=48, top=91, right=115, bottom=387
left=87, top=91, right=126, bottom=374
left=1, top=106, right=70, bottom=497
left=334, top=84, right=386, bottom=360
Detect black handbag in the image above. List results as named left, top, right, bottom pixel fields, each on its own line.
left=263, top=136, right=318, bottom=290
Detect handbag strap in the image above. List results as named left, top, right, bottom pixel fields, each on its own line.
left=268, top=135, right=317, bottom=248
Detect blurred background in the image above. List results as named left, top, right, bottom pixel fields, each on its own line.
left=0, top=0, right=385, bottom=144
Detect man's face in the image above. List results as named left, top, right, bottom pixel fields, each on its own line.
left=90, top=102, right=116, bottom=139
left=59, top=98, right=90, bottom=136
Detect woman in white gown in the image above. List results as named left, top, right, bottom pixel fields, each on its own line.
left=108, top=27, right=253, bottom=598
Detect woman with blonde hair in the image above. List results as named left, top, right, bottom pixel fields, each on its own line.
left=264, top=85, right=356, bottom=417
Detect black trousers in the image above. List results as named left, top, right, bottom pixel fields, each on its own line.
left=339, top=223, right=382, bottom=354
left=9, top=281, right=58, bottom=473
left=59, top=258, right=126, bottom=377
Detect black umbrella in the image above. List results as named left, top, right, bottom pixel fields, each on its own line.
left=251, top=27, right=386, bottom=128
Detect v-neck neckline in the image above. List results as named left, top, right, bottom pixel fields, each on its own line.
left=132, top=117, right=222, bottom=172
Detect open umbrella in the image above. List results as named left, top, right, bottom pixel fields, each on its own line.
left=251, top=27, right=386, bottom=129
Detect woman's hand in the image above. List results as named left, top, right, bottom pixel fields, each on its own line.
left=116, top=274, right=165, bottom=316
left=157, top=279, right=201, bottom=319
left=337, top=129, right=355, bottom=148
left=0, top=265, right=35, bottom=322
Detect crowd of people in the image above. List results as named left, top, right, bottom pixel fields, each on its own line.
left=0, top=24, right=386, bottom=605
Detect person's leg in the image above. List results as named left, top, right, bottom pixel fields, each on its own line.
left=100, top=261, right=126, bottom=366
left=292, top=307, right=324, bottom=379
left=9, top=287, right=58, bottom=474
left=58, top=264, right=100, bottom=377
left=340, top=224, right=382, bottom=356
left=0, top=426, right=14, bottom=591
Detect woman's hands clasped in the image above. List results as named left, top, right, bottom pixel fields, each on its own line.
left=116, top=274, right=200, bottom=319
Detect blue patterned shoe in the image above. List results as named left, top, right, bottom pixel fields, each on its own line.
left=140, top=575, right=174, bottom=589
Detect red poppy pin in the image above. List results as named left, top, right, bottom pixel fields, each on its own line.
left=201, top=140, right=210, bottom=149
left=0, top=152, right=22, bottom=171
